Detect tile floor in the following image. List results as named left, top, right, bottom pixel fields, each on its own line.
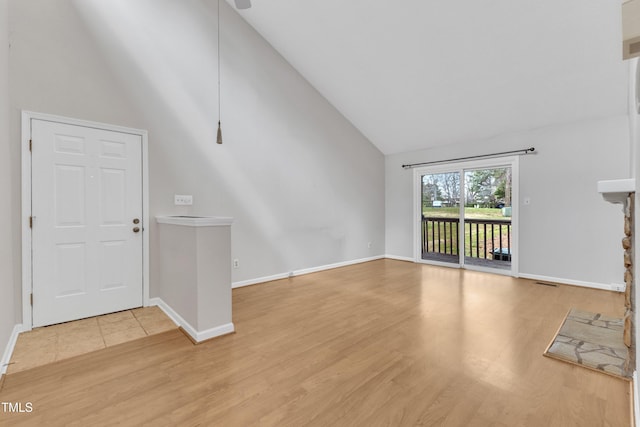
left=7, top=306, right=177, bottom=374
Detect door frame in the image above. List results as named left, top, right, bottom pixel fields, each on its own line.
left=413, top=156, right=519, bottom=276
left=21, top=111, right=150, bottom=331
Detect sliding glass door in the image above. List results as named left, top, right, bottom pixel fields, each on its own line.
left=415, top=159, right=517, bottom=275
left=463, top=167, right=512, bottom=271
left=420, top=171, right=460, bottom=266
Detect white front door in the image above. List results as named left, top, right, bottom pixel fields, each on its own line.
left=31, top=119, right=143, bottom=327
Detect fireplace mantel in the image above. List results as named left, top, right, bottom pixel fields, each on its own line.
left=597, top=178, right=636, bottom=205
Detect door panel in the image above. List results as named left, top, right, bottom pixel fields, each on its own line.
left=55, top=243, right=87, bottom=296
left=99, top=240, right=126, bottom=290
left=101, top=168, right=126, bottom=224
left=55, top=165, right=86, bottom=225
left=420, top=171, right=460, bottom=266
left=463, top=167, right=513, bottom=271
left=32, top=119, right=143, bottom=327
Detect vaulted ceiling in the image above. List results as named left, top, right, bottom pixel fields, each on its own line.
left=227, top=0, right=629, bottom=155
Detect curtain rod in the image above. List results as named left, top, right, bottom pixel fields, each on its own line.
left=401, top=147, right=536, bottom=169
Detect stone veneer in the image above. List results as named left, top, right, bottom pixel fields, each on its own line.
left=624, top=193, right=635, bottom=373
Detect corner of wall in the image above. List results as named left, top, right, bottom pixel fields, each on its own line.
left=0, top=0, right=17, bottom=376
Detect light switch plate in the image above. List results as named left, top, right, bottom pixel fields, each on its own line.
left=174, top=194, right=193, bottom=205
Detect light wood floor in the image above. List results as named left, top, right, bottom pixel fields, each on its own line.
left=0, top=259, right=631, bottom=426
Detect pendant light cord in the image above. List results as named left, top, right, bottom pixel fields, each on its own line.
left=217, top=0, right=221, bottom=123
left=216, top=0, right=223, bottom=144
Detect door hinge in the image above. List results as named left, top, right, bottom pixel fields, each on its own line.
left=29, top=139, right=32, bottom=152
left=30, top=293, right=33, bottom=306
left=29, top=216, right=33, bottom=228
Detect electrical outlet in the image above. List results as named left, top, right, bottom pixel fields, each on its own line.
left=368, top=242, right=372, bottom=249
left=174, top=195, right=193, bottom=206
left=612, top=283, right=626, bottom=292
left=233, top=259, right=240, bottom=269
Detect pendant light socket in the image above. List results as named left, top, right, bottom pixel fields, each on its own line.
left=217, top=121, right=223, bottom=144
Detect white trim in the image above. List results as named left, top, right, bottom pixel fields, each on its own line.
left=155, top=215, right=234, bottom=227
left=233, top=272, right=290, bottom=288
left=510, top=157, right=520, bottom=275
left=149, top=297, right=180, bottom=324
left=634, top=370, right=639, bottom=427
left=293, top=255, right=384, bottom=276
left=409, top=256, right=514, bottom=277
left=1, top=324, right=24, bottom=376
left=21, top=111, right=150, bottom=330
left=519, top=273, right=621, bottom=292
left=464, top=264, right=514, bottom=277
left=21, top=113, right=32, bottom=330
left=142, top=134, right=150, bottom=307
left=149, top=298, right=235, bottom=343
left=230, top=256, right=616, bottom=294
left=384, top=254, right=414, bottom=262
left=416, top=258, right=462, bottom=269
left=232, top=255, right=385, bottom=288
left=191, top=323, right=235, bottom=342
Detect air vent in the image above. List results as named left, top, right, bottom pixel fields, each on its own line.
left=535, top=281, right=558, bottom=287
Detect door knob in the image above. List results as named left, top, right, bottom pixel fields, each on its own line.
left=133, top=218, right=140, bottom=224
left=133, top=227, right=140, bottom=233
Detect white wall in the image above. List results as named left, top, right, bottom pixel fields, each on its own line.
left=8, top=0, right=384, bottom=320
left=386, top=115, right=630, bottom=288
left=0, top=0, right=15, bottom=370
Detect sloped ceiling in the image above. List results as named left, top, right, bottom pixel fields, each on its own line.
left=228, top=0, right=629, bottom=155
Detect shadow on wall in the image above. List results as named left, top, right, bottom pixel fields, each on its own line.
left=70, top=0, right=384, bottom=282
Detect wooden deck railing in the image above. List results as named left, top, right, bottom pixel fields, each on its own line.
left=422, top=216, right=511, bottom=261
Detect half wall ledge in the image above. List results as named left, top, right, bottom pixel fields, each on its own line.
left=597, top=178, right=636, bottom=205
left=155, top=215, right=234, bottom=343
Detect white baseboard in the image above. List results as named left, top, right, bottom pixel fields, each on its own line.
left=149, top=298, right=235, bottom=343
left=231, top=257, right=619, bottom=294
left=148, top=297, right=181, bottom=326
left=292, top=255, right=385, bottom=276
left=232, top=272, right=290, bottom=289
left=1, top=324, right=24, bottom=376
left=518, top=273, right=621, bottom=292
left=188, top=322, right=235, bottom=342
left=232, top=255, right=385, bottom=289
left=384, top=254, right=414, bottom=262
